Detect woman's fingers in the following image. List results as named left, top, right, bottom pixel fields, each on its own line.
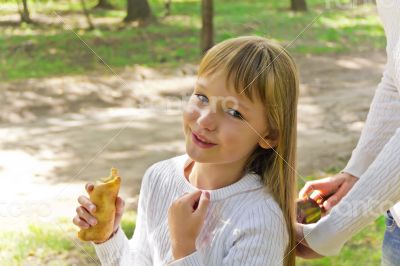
left=299, top=177, right=341, bottom=199
left=78, top=195, right=96, bottom=214
left=76, top=206, right=97, bottom=226
left=323, top=182, right=352, bottom=211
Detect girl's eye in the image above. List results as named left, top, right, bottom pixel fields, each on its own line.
left=195, top=93, right=209, bottom=104
left=227, top=109, right=244, bottom=120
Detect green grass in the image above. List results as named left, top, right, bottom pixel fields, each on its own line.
left=0, top=211, right=136, bottom=265
left=0, top=0, right=386, bottom=81
left=298, top=216, right=385, bottom=265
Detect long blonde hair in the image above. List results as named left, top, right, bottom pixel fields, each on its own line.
left=198, top=36, right=299, bottom=266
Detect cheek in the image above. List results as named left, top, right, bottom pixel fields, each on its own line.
left=182, top=99, right=199, bottom=125
left=220, top=123, right=257, bottom=150
left=224, top=124, right=259, bottom=153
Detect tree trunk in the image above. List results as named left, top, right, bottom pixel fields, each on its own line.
left=20, top=0, right=32, bottom=23
left=354, top=0, right=376, bottom=5
left=164, top=0, right=172, bottom=17
left=94, top=0, right=114, bottom=9
left=201, top=0, right=213, bottom=55
left=124, top=0, right=152, bottom=23
left=80, top=0, right=95, bottom=30
left=291, top=0, right=307, bottom=11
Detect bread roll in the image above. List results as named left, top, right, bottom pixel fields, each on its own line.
left=78, top=168, right=121, bottom=242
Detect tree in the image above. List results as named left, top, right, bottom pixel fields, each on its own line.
left=164, top=0, right=172, bottom=17
left=94, top=0, right=114, bottom=9
left=124, top=0, right=152, bottom=23
left=354, top=0, right=376, bottom=5
left=80, top=0, right=95, bottom=30
left=201, top=0, right=213, bottom=54
left=18, top=0, right=32, bottom=23
left=291, top=0, right=307, bottom=11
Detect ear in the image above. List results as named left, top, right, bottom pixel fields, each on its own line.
left=258, top=132, right=279, bottom=149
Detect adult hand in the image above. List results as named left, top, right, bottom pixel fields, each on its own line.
left=168, top=190, right=210, bottom=260
left=299, top=172, right=359, bottom=212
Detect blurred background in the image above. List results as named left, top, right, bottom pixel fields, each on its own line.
left=0, top=0, right=387, bottom=265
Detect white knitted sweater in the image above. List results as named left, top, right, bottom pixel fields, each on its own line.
left=303, top=0, right=400, bottom=256
left=93, top=154, right=289, bottom=265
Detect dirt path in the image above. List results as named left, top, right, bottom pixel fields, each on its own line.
left=0, top=52, right=386, bottom=230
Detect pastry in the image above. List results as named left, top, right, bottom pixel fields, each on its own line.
left=78, top=168, right=121, bottom=242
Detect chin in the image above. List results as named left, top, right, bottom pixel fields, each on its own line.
left=185, top=144, right=212, bottom=163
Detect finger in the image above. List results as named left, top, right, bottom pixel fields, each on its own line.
left=78, top=195, right=96, bottom=214
left=76, top=206, right=97, bottom=226
left=299, top=177, right=340, bottom=199
left=309, top=190, right=325, bottom=204
left=72, top=215, right=90, bottom=229
left=323, top=183, right=351, bottom=211
left=85, top=183, right=94, bottom=193
left=194, top=191, right=210, bottom=217
left=113, top=197, right=125, bottom=230
left=115, top=197, right=125, bottom=218
left=181, top=190, right=202, bottom=204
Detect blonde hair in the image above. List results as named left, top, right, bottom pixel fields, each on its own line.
left=198, top=36, right=298, bottom=266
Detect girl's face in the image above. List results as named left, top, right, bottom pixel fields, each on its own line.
left=182, top=71, right=272, bottom=166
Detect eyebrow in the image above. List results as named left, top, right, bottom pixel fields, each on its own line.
left=195, top=81, right=251, bottom=111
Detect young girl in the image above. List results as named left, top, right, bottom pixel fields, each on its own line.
left=73, top=36, right=299, bottom=266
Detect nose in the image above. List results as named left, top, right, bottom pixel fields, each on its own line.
left=197, top=108, right=217, bottom=131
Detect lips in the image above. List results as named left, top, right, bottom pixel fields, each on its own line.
left=191, top=132, right=217, bottom=149
left=192, top=131, right=216, bottom=145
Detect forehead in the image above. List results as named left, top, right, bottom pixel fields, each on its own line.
left=196, top=72, right=263, bottom=109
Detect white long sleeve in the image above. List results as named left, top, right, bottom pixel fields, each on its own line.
left=304, top=128, right=400, bottom=255
left=343, top=65, right=400, bottom=177
left=93, top=154, right=289, bottom=265
left=342, top=0, right=400, bottom=177
left=303, top=0, right=400, bottom=256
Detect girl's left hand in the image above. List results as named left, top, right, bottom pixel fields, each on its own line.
left=168, top=190, right=210, bottom=260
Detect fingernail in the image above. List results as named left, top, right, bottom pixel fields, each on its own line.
left=91, top=219, right=97, bottom=226
left=90, top=205, right=96, bottom=212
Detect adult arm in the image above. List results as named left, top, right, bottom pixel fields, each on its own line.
left=303, top=128, right=400, bottom=256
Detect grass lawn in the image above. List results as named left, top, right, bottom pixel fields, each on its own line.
left=0, top=0, right=385, bottom=81
left=0, top=211, right=136, bottom=265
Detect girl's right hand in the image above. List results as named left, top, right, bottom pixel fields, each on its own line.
left=72, top=183, right=125, bottom=243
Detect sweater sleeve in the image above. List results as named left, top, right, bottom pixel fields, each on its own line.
left=343, top=0, right=400, bottom=177
left=93, top=165, right=155, bottom=266
left=303, top=1, right=400, bottom=255
left=303, top=128, right=400, bottom=256
left=168, top=202, right=289, bottom=266
left=342, top=65, right=400, bottom=177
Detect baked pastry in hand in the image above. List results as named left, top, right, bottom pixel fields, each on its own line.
left=78, top=168, right=121, bottom=242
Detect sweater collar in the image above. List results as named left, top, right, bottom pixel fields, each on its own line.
left=176, top=154, right=264, bottom=201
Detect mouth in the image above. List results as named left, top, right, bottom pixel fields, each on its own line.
left=191, top=131, right=217, bottom=148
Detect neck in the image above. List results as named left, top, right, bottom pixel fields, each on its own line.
left=186, top=158, right=248, bottom=190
